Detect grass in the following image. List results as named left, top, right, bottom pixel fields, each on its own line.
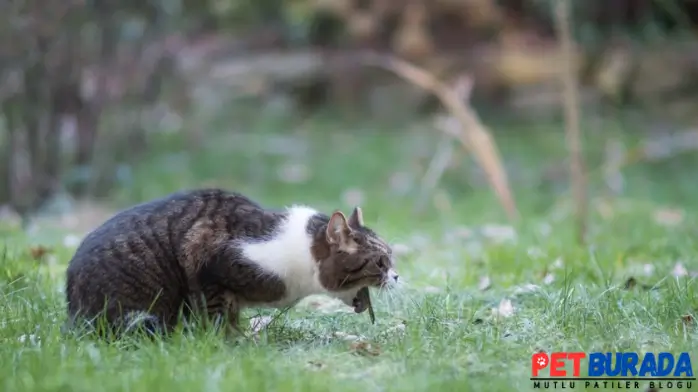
left=1, top=106, right=697, bottom=391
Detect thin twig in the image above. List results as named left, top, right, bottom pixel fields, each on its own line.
left=554, top=0, right=588, bottom=244
left=415, top=131, right=456, bottom=214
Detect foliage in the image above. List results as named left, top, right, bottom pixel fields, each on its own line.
left=1, top=117, right=697, bottom=391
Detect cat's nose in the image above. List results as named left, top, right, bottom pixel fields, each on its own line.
left=387, top=268, right=399, bottom=283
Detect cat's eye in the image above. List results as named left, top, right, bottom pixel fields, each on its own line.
left=376, top=256, right=387, bottom=269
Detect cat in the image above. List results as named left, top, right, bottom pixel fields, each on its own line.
left=64, top=188, right=398, bottom=337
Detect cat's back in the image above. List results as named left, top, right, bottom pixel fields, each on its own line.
left=67, top=188, right=262, bottom=268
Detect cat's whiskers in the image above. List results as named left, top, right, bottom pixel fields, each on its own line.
left=366, top=276, right=404, bottom=316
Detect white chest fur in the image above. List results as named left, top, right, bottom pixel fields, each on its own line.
left=238, top=206, right=329, bottom=307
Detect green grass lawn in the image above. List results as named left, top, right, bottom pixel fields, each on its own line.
left=1, top=110, right=697, bottom=391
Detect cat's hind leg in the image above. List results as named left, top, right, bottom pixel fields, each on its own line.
left=120, top=310, right=166, bottom=337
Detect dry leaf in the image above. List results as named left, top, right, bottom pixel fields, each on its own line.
left=478, top=276, right=492, bottom=291
left=306, top=360, right=326, bottom=371
left=623, top=276, right=653, bottom=291
left=63, top=234, right=81, bottom=248
left=249, top=316, right=273, bottom=333
left=334, top=331, right=361, bottom=341
left=384, top=322, right=406, bottom=335
left=432, top=190, right=452, bottom=213
left=481, top=224, right=517, bottom=243
left=350, top=341, right=381, bottom=357
left=299, top=295, right=354, bottom=314
left=653, top=208, right=684, bottom=227
left=552, top=258, right=564, bottom=269
left=513, top=284, right=541, bottom=294
left=492, top=299, right=514, bottom=318
left=29, top=246, right=51, bottom=261
left=18, top=334, right=40, bottom=346
left=527, top=247, right=545, bottom=258
left=543, top=273, right=555, bottom=285
left=643, top=264, right=655, bottom=276
left=0, top=205, right=21, bottom=228
left=681, top=314, right=694, bottom=326
left=672, top=263, right=688, bottom=278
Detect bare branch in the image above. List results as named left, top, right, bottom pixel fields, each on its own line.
left=554, top=0, right=588, bottom=244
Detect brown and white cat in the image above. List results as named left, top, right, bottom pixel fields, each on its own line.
left=64, top=188, right=397, bottom=336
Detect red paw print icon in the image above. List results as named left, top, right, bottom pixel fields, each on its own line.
left=531, top=352, right=550, bottom=376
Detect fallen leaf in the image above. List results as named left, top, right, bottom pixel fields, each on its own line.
left=681, top=314, right=694, bottom=326
left=543, top=273, right=555, bottom=285
left=480, top=224, right=517, bottom=243
left=643, top=264, right=655, bottom=276
left=0, top=205, right=22, bottom=228
left=433, top=190, right=452, bottom=213
left=512, top=284, right=541, bottom=294
left=537, top=223, right=552, bottom=237
left=595, top=199, right=615, bottom=220
left=249, top=315, right=273, bottom=333
left=350, top=341, right=381, bottom=357
left=478, top=276, right=492, bottom=291
left=622, top=276, right=654, bottom=291
left=63, top=234, right=81, bottom=248
left=451, top=226, right=474, bottom=240
left=527, top=247, right=545, bottom=258
left=652, top=208, right=684, bottom=227
left=552, top=258, right=564, bottom=269
left=384, top=323, right=406, bottom=335
left=334, top=331, right=361, bottom=341
left=492, top=299, right=515, bottom=318
left=298, top=295, right=354, bottom=314
left=18, top=334, right=40, bottom=346
left=306, top=360, right=325, bottom=370
left=672, top=262, right=688, bottom=278
left=307, top=300, right=323, bottom=309
left=29, top=246, right=51, bottom=261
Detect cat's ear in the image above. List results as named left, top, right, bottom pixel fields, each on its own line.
left=326, top=211, right=355, bottom=251
left=348, top=206, right=364, bottom=227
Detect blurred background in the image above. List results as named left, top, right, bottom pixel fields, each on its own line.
left=2, top=0, right=698, bottom=240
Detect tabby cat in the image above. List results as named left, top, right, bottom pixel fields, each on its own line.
left=64, top=188, right=397, bottom=336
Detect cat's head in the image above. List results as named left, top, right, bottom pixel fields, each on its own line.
left=312, top=207, right=398, bottom=311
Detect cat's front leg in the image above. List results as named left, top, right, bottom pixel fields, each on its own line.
left=220, top=292, right=245, bottom=338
